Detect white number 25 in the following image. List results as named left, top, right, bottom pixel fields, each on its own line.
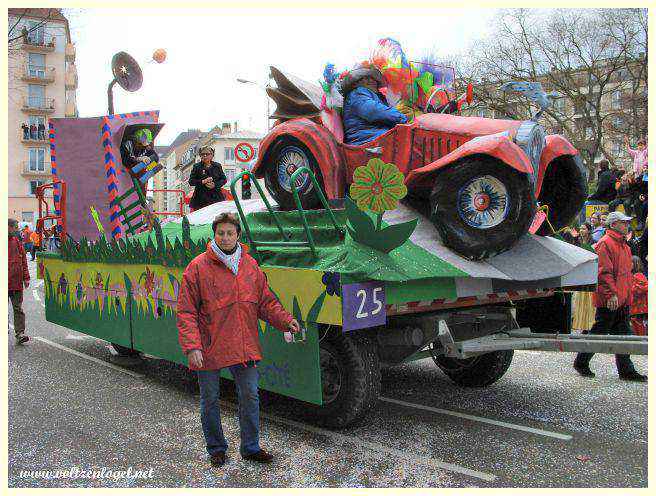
left=355, top=287, right=383, bottom=319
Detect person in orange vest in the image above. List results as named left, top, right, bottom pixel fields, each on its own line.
left=29, top=229, right=40, bottom=261
left=630, top=256, right=648, bottom=336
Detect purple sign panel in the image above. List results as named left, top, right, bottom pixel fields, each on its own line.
left=341, top=281, right=386, bottom=332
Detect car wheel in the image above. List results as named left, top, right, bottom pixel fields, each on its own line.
left=264, top=137, right=324, bottom=210
left=429, top=157, right=536, bottom=260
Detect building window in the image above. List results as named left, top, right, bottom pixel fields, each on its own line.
left=28, top=84, right=45, bottom=108
left=225, top=168, right=236, bottom=185
left=26, top=21, right=45, bottom=45
left=612, top=115, right=623, bottom=129
left=612, top=90, right=622, bottom=110
left=553, top=98, right=565, bottom=114
left=224, top=147, right=235, bottom=162
left=28, top=53, right=46, bottom=78
left=22, top=212, right=34, bottom=224
left=612, top=141, right=622, bottom=157
left=585, top=127, right=594, bottom=140
left=29, top=180, right=44, bottom=195
left=29, top=148, right=47, bottom=171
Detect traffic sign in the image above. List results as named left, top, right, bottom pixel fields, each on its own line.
left=235, top=142, right=255, bottom=163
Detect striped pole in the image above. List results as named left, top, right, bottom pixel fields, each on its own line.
left=101, top=116, right=122, bottom=239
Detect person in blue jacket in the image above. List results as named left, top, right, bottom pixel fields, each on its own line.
left=341, top=67, right=408, bottom=145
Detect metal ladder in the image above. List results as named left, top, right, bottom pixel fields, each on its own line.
left=229, top=167, right=343, bottom=261
left=111, top=176, right=148, bottom=236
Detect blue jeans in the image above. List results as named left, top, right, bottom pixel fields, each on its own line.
left=197, top=366, right=261, bottom=457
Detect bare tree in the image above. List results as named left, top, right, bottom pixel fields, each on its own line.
left=460, top=8, right=647, bottom=175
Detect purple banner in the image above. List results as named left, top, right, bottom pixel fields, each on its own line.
left=341, top=281, right=386, bottom=332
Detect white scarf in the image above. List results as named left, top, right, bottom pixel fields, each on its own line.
left=210, top=240, right=241, bottom=275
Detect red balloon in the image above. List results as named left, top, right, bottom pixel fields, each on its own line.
left=152, top=48, right=166, bottom=64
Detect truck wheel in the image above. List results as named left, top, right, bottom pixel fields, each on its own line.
left=264, top=137, right=324, bottom=210
left=429, top=158, right=535, bottom=260
left=433, top=350, right=514, bottom=387
left=307, top=332, right=381, bottom=429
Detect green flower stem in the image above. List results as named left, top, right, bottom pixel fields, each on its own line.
left=376, top=213, right=383, bottom=231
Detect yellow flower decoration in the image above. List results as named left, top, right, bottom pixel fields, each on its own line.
left=349, top=159, right=407, bottom=214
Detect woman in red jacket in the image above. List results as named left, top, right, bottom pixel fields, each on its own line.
left=8, top=218, right=30, bottom=344
left=631, top=256, right=648, bottom=336
left=177, top=213, right=300, bottom=467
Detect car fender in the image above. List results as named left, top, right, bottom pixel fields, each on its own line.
left=405, top=132, right=533, bottom=190
left=535, top=134, right=580, bottom=197
left=252, top=118, right=346, bottom=199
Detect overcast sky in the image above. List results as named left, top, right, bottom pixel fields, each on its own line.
left=66, top=8, right=497, bottom=145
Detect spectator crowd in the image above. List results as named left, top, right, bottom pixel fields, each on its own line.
left=564, top=136, right=648, bottom=340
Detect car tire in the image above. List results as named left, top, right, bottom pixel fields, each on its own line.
left=433, top=350, right=514, bottom=387
left=305, top=331, right=381, bottom=429
left=536, top=155, right=587, bottom=235
left=429, top=157, right=536, bottom=260
left=263, top=137, right=324, bottom=211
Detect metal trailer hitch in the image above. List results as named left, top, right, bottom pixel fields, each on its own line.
left=437, top=320, right=648, bottom=359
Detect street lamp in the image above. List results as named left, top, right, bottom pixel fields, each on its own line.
left=236, top=78, right=271, bottom=131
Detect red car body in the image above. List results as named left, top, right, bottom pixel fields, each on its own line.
left=252, top=112, right=581, bottom=209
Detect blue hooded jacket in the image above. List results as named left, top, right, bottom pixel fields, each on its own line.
left=343, top=87, right=408, bottom=145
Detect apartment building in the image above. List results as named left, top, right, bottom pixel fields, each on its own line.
left=8, top=8, right=78, bottom=226
left=464, top=57, right=647, bottom=171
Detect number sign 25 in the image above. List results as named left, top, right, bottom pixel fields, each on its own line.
left=342, top=282, right=386, bottom=332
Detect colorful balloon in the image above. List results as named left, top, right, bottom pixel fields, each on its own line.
left=152, top=48, right=166, bottom=63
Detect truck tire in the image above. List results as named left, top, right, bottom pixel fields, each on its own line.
left=433, top=350, right=514, bottom=387
left=263, top=137, right=324, bottom=211
left=307, top=332, right=381, bottom=429
left=429, top=157, right=535, bottom=260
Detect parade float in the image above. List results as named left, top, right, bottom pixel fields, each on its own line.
left=35, top=43, right=646, bottom=429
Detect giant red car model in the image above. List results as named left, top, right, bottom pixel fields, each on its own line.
left=251, top=67, right=587, bottom=260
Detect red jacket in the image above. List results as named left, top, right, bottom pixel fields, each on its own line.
left=9, top=235, right=30, bottom=291
left=177, top=243, right=293, bottom=371
left=593, top=229, right=633, bottom=309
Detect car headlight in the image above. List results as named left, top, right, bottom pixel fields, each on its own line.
left=514, top=121, right=546, bottom=185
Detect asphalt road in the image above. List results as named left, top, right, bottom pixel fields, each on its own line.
left=8, top=260, right=648, bottom=488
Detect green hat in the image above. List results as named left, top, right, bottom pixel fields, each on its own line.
left=133, top=128, right=153, bottom=145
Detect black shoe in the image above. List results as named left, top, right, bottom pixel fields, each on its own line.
left=574, top=363, right=595, bottom=378
left=16, top=335, right=29, bottom=345
left=210, top=452, right=226, bottom=467
left=619, top=371, right=647, bottom=382
left=242, top=449, right=273, bottom=463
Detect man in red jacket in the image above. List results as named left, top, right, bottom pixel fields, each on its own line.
left=177, top=213, right=300, bottom=467
left=9, top=219, right=30, bottom=344
left=573, top=211, right=646, bottom=382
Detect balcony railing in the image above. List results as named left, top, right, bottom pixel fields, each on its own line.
left=22, top=64, right=55, bottom=83
left=21, top=161, right=51, bottom=176
left=65, top=69, right=78, bottom=89
left=22, top=36, right=56, bottom=52
left=65, top=43, right=76, bottom=60
left=22, top=97, right=55, bottom=112
left=20, top=129, right=49, bottom=143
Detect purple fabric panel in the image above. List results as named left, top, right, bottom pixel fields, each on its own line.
left=49, top=117, right=108, bottom=241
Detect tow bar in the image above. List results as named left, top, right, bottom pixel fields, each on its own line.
left=437, top=321, right=648, bottom=359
